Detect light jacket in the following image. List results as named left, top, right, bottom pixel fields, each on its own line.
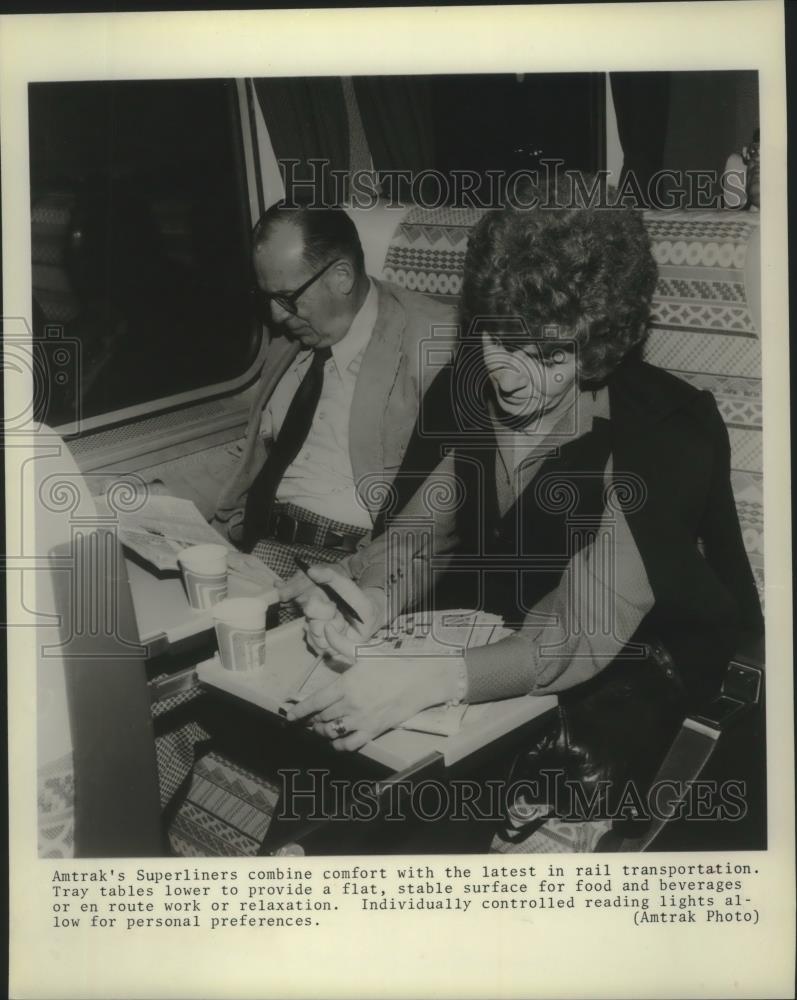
left=213, top=278, right=457, bottom=544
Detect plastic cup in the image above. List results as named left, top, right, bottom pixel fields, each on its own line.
left=212, top=596, right=270, bottom=672
left=178, top=544, right=229, bottom=610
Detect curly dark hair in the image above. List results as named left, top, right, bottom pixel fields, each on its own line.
left=461, top=187, right=658, bottom=383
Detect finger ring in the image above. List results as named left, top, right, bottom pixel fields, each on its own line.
left=332, top=720, right=348, bottom=738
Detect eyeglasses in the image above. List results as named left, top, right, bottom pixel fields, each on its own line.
left=257, top=258, right=339, bottom=317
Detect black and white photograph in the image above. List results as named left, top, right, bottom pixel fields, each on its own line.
left=29, top=66, right=767, bottom=859
left=3, top=6, right=794, bottom=999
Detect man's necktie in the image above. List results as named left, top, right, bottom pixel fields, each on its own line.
left=242, top=346, right=332, bottom=552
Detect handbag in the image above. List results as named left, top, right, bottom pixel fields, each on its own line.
left=504, top=637, right=688, bottom=835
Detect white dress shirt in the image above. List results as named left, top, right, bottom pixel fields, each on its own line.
left=259, top=280, right=379, bottom=529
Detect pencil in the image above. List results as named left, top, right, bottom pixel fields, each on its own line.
left=294, top=555, right=365, bottom=625
left=278, top=651, right=326, bottom=718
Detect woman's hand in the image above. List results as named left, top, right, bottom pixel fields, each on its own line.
left=279, top=564, right=386, bottom=663
left=285, top=654, right=464, bottom=751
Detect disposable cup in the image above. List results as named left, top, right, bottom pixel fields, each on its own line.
left=212, top=596, right=270, bottom=671
left=178, top=544, right=229, bottom=610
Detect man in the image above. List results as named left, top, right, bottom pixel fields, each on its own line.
left=158, top=206, right=455, bottom=843
left=213, top=203, right=456, bottom=606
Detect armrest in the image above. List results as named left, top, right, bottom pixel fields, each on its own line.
left=605, top=632, right=766, bottom=853
left=730, top=631, right=765, bottom=669
left=687, top=632, right=764, bottom=734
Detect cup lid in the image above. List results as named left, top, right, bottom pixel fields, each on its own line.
left=212, top=595, right=269, bottom=623
left=178, top=543, right=229, bottom=566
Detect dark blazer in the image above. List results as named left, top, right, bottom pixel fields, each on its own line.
left=607, top=358, right=763, bottom=702
left=383, top=355, right=763, bottom=706
left=357, top=354, right=763, bottom=804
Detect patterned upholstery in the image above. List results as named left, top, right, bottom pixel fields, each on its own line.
left=38, top=753, right=76, bottom=859
left=34, top=426, right=98, bottom=858
left=644, top=212, right=763, bottom=602
left=383, top=206, right=481, bottom=303
left=379, top=206, right=764, bottom=603
left=168, top=751, right=281, bottom=857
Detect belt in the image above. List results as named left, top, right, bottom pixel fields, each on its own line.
left=268, top=509, right=366, bottom=554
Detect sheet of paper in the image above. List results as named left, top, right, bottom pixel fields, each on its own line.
left=194, top=617, right=557, bottom=771
left=378, top=611, right=514, bottom=736
left=226, top=551, right=284, bottom=590
left=196, top=610, right=513, bottom=738
left=96, top=492, right=233, bottom=571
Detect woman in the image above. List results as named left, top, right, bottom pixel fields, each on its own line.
left=281, top=186, right=763, bottom=810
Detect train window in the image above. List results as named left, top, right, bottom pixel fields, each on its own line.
left=29, top=79, right=259, bottom=432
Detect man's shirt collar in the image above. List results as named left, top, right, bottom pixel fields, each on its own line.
left=330, top=279, right=378, bottom=374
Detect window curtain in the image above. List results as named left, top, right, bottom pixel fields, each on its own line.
left=352, top=75, right=435, bottom=202
left=252, top=78, right=350, bottom=204
left=609, top=72, right=671, bottom=204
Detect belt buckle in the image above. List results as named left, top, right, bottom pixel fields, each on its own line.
left=274, top=511, right=299, bottom=544
left=325, top=529, right=344, bottom=549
